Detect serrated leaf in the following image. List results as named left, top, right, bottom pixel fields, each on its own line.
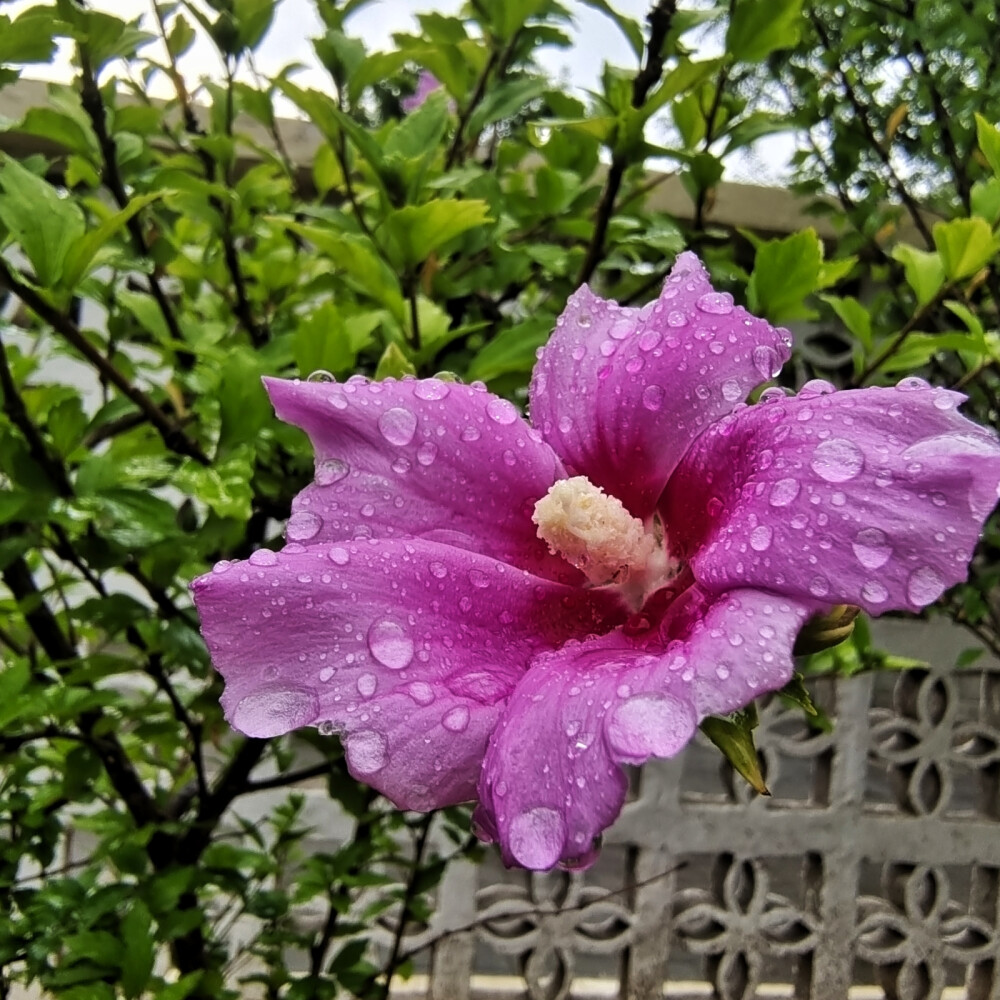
left=0, top=155, right=86, bottom=287
left=892, top=244, right=945, bottom=307
left=383, top=199, right=491, bottom=267
left=933, top=217, right=997, bottom=281
left=748, top=228, right=823, bottom=322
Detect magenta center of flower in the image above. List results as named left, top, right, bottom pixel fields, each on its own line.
left=532, top=476, right=677, bottom=611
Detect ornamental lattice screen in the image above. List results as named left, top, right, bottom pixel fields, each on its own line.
left=319, top=618, right=1000, bottom=1000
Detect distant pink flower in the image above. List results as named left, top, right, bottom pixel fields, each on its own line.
left=192, top=253, right=1000, bottom=870
left=402, top=70, right=444, bottom=112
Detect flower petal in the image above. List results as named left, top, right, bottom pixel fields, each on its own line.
left=529, top=253, right=791, bottom=518
left=192, top=538, right=623, bottom=809
left=663, top=381, right=1000, bottom=614
left=265, top=376, right=574, bottom=581
left=476, top=586, right=811, bottom=869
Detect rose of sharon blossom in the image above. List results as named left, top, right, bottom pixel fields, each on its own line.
left=401, top=71, right=443, bottom=112
left=191, top=253, right=1000, bottom=870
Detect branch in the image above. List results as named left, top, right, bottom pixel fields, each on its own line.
left=576, top=0, right=677, bottom=285
left=0, top=257, right=209, bottom=464
left=809, top=12, right=933, bottom=248
left=76, top=44, right=195, bottom=367
left=243, top=761, right=332, bottom=794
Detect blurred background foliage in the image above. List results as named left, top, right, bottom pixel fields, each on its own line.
left=0, top=0, right=997, bottom=995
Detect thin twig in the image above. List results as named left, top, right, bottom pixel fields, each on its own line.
left=577, top=0, right=677, bottom=285
left=851, top=289, right=946, bottom=386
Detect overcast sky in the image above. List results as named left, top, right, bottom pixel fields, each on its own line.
left=4, top=0, right=788, bottom=181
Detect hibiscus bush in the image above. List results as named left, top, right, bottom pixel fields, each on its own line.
left=0, top=0, right=998, bottom=997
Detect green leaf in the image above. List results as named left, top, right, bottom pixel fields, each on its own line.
left=778, top=673, right=832, bottom=732
left=0, top=155, right=86, bottom=287
left=748, top=228, right=823, bottom=323
left=292, top=302, right=382, bottom=377
left=932, top=217, right=997, bottom=281
left=61, top=191, right=163, bottom=290
left=975, top=113, right=1000, bottom=177
left=892, top=244, right=945, bottom=307
left=233, top=0, right=276, bottom=49
left=971, top=177, right=1000, bottom=225
left=644, top=58, right=722, bottom=119
left=727, top=0, right=804, bottom=62
left=383, top=199, right=492, bottom=267
left=820, top=293, right=872, bottom=351
left=466, top=318, right=551, bottom=383
left=374, top=342, right=416, bottom=380
left=176, top=449, right=254, bottom=521
left=700, top=708, right=769, bottom=795
left=492, top=0, right=547, bottom=39
left=0, top=8, right=58, bottom=64
left=120, top=903, right=154, bottom=999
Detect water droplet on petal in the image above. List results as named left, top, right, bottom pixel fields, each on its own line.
left=897, top=376, right=929, bottom=391
left=461, top=426, right=481, bottom=442
left=696, top=291, right=733, bottom=315
left=932, top=393, right=955, bottom=411
left=666, top=310, right=687, bottom=327
left=861, top=580, right=889, bottom=604
left=307, top=369, right=335, bottom=382
left=378, top=407, right=417, bottom=446
left=750, top=524, right=773, bottom=552
left=442, top=705, right=470, bottom=732
left=316, top=458, right=349, bottom=485
left=408, top=682, right=435, bottom=706
left=609, top=318, right=633, bottom=339
left=811, top=438, right=864, bottom=483
left=605, top=693, right=695, bottom=762
left=367, top=621, right=414, bottom=670
left=852, top=527, right=892, bottom=569
left=348, top=730, right=388, bottom=774
left=753, top=344, right=781, bottom=378
left=232, top=688, right=318, bottom=738
left=486, top=398, right=518, bottom=425
left=508, top=807, right=567, bottom=869
left=417, top=441, right=438, bottom=466
left=907, top=565, right=945, bottom=606
left=721, top=378, right=742, bottom=402
left=638, top=329, right=661, bottom=352
left=808, top=575, right=830, bottom=598
left=357, top=673, right=377, bottom=698
left=642, top=384, right=665, bottom=411
left=769, top=478, right=800, bottom=507
left=468, top=569, right=490, bottom=588
left=329, top=546, right=349, bottom=565
left=287, top=511, right=323, bottom=542
left=414, top=380, right=450, bottom=401
left=249, top=548, right=278, bottom=566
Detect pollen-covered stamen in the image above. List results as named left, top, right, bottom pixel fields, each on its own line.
left=532, top=476, right=657, bottom=587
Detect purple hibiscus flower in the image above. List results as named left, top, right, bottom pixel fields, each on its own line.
left=191, top=252, right=1000, bottom=870
left=401, top=70, right=444, bottom=113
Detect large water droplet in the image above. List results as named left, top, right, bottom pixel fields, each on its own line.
left=367, top=620, right=414, bottom=670
left=408, top=681, right=435, bottom=706
left=642, top=384, right=665, bottom=411
left=811, top=438, right=864, bottom=483
left=249, top=548, right=278, bottom=566
left=666, top=310, right=687, bottom=327
left=852, top=527, right=892, bottom=569
left=753, top=344, right=781, bottom=378
left=329, top=546, right=349, bottom=565
left=414, top=380, right=450, bottom=401
left=605, top=693, right=695, bottom=762
left=287, top=511, right=323, bottom=542
left=861, top=579, right=889, bottom=604
left=609, top=318, right=633, bottom=339
left=357, top=672, right=377, bottom=698
left=769, top=478, right=800, bottom=507
left=316, top=458, right=349, bottom=485
left=907, top=565, right=945, bottom=606
left=307, top=369, right=335, bottom=383
left=750, top=524, right=773, bottom=552
left=507, top=807, right=567, bottom=869
left=442, top=704, right=470, bottom=732
left=231, top=688, right=318, bottom=738
left=486, top=397, right=518, bottom=425
left=721, top=378, right=742, bottom=402
left=696, top=292, right=734, bottom=315
left=378, top=407, right=417, bottom=446
left=347, top=730, right=388, bottom=774
left=808, top=575, right=830, bottom=598
left=416, top=441, right=438, bottom=466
